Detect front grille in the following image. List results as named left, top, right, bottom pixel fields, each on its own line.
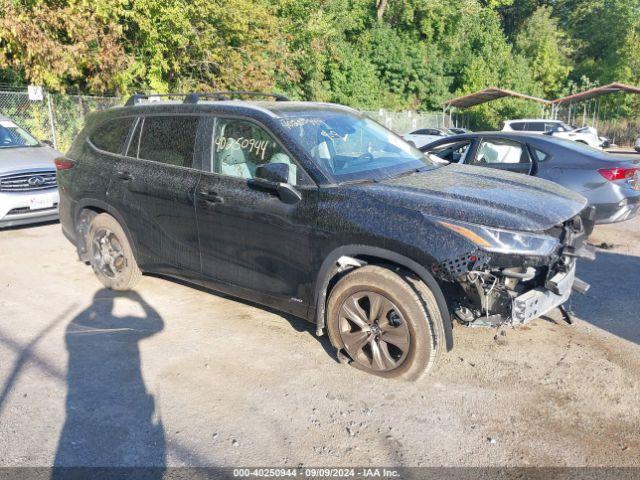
left=0, top=170, right=57, bottom=192
left=7, top=203, right=58, bottom=216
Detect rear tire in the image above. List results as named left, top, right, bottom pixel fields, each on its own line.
left=326, top=265, right=445, bottom=380
left=87, top=213, right=141, bottom=291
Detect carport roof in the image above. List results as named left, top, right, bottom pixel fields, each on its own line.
left=442, top=87, right=551, bottom=109
left=552, top=82, right=640, bottom=105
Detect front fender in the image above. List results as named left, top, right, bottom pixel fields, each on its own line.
left=311, top=245, right=453, bottom=351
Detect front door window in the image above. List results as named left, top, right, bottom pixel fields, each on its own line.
left=212, top=119, right=300, bottom=185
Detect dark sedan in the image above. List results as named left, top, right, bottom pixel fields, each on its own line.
left=421, top=132, right=640, bottom=226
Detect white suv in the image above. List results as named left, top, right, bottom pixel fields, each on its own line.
left=503, top=119, right=607, bottom=149
left=0, top=116, right=61, bottom=228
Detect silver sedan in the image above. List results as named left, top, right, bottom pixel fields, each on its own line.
left=421, top=131, right=640, bottom=228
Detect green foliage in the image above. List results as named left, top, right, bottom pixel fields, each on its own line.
left=1, top=0, right=640, bottom=125
left=514, top=6, right=572, bottom=98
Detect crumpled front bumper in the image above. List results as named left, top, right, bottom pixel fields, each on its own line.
left=512, top=262, right=576, bottom=324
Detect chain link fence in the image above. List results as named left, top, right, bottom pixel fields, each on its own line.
left=0, top=88, right=449, bottom=152
left=364, top=109, right=447, bottom=134
left=0, top=87, right=122, bottom=152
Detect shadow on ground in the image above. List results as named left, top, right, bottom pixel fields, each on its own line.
left=52, top=289, right=166, bottom=475
left=149, top=273, right=338, bottom=363
left=573, top=249, right=640, bottom=346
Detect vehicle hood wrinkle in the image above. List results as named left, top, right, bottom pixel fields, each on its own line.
left=361, top=164, right=587, bottom=232
left=0, top=147, right=59, bottom=173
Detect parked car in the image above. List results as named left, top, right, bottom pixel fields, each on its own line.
left=402, top=127, right=452, bottom=148
left=0, top=115, right=60, bottom=228
left=58, top=92, right=594, bottom=380
left=634, top=136, right=640, bottom=153
left=421, top=132, right=640, bottom=228
left=503, top=119, right=608, bottom=149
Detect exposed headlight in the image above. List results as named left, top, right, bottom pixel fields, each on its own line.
left=438, top=220, right=559, bottom=256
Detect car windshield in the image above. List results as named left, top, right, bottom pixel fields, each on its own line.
left=0, top=120, right=40, bottom=149
left=278, top=110, right=438, bottom=183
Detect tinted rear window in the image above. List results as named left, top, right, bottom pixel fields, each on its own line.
left=526, top=122, right=546, bottom=132
left=90, top=117, right=135, bottom=154
left=509, top=122, right=526, bottom=131
left=137, top=116, right=199, bottom=167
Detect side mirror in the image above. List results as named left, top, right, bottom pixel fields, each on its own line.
left=251, top=163, right=301, bottom=204
left=41, top=139, right=54, bottom=147
left=255, top=162, right=289, bottom=184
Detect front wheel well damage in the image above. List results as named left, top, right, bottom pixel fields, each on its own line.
left=314, top=248, right=454, bottom=352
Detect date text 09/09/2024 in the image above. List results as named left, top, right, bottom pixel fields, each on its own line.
left=233, top=468, right=400, bottom=478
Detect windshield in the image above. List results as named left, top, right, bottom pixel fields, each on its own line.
left=278, top=110, right=438, bottom=183
left=0, top=120, right=40, bottom=149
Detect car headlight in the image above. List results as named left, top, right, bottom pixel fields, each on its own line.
left=437, top=220, right=559, bottom=256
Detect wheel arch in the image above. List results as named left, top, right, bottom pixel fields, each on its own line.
left=73, top=199, right=139, bottom=264
left=312, top=245, right=453, bottom=351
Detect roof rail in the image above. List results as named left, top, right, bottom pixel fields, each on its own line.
left=124, top=93, right=189, bottom=107
left=183, top=91, right=290, bottom=104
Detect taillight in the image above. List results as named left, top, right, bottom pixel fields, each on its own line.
left=54, top=157, right=76, bottom=170
left=597, top=167, right=638, bottom=181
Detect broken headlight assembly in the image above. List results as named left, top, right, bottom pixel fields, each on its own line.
left=434, top=217, right=593, bottom=328
left=437, top=220, right=560, bottom=257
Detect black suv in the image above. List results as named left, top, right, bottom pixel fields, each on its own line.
left=57, top=92, right=594, bottom=380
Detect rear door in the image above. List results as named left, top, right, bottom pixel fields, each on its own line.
left=194, top=116, right=317, bottom=315
left=109, top=114, right=204, bottom=276
left=466, top=137, right=534, bottom=175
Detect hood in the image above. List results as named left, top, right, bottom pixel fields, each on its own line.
left=359, top=164, right=587, bottom=232
left=0, top=146, right=60, bottom=174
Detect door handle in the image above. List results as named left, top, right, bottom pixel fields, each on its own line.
left=197, top=188, right=224, bottom=203
left=115, top=170, right=133, bottom=181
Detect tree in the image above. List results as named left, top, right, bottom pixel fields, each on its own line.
left=0, top=0, right=126, bottom=93
left=514, top=6, right=572, bottom=98
left=0, top=0, right=290, bottom=94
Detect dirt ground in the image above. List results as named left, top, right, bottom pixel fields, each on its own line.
left=0, top=216, right=639, bottom=468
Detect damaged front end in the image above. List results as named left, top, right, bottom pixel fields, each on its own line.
left=434, top=214, right=595, bottom=327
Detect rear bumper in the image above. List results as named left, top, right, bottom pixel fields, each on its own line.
left=594, top=195, right=640, bottom=224
left=0, top=189, right=59, bottom=228
left=58, top=191, right=77, bottom=245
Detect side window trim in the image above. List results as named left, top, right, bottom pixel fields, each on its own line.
left=206, top=114, right=315, bottom=186
left=124, top=117, right=142, bottom=158
left=465, top=138, right=480, bottom=164
left=527, top=143, right=549, bottom=163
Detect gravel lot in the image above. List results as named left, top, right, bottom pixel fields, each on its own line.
left=0, top=216, right=639, bottom=468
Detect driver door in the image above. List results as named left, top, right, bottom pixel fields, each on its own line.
left=467, top=137, right=534, bottom=175
left=194, top=116, right=317, bottom=316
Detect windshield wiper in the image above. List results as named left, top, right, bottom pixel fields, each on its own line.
left=380, top=166, right=432, bottom=181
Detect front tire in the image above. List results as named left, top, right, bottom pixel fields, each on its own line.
left=326, top=265, right=445, bottom=380
left=87, top=213, right=141, bottom=291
